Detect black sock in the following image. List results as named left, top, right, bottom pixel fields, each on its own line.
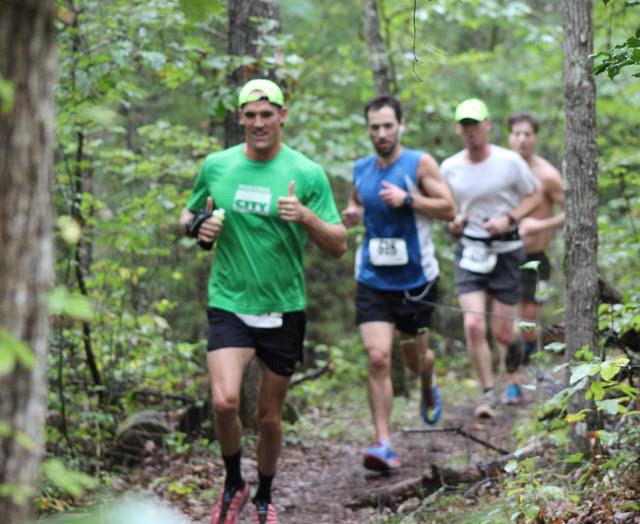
left=222, top=449, right=244, bottom=490
left=253, top=470, right=274, bottom=504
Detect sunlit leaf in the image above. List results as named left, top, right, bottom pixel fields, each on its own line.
left=521, top=260, right=541, bottom=271
left=49, top=287, right=94, bottom=321
left=57, top=215, right=82, bottom=245
left=504, top=460, right=518, bottom=473
left=596, top=399, right=625, bottom=415
left=570, top=363, right=599, bottom=385
left=563, top=452, right=584, bottom=464
left=544, top=342, right=566, bottom=353
left=565, top=411, right=587, bottom=424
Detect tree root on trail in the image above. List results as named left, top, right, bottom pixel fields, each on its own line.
left=344, top=440, right=551, bottom=510
left=289, top=360, right=334, bottom=388
left=403, top=426, right=511, bottom=455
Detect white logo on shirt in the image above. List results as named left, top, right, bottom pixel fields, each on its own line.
left=233, top=184, right=272, bottom=215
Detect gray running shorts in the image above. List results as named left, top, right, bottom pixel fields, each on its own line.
left=454, top=244, right=526, bottom=305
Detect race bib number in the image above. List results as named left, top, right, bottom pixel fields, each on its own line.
left=369, top=238, right=408, bottom=266
left=459, top=242, right=497, bottom=274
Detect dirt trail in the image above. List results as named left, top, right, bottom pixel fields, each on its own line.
left=123, top=368, right=560, bottom=523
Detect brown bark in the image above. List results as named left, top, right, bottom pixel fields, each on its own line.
left=362, top=0, right=394, bottom=95
left=224, top=0, right=282, bottom=147
left=562, top=0, right=599, bottom=438
left=0, top=1, right=57, bottom=522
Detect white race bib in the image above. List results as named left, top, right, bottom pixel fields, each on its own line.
left=236, top=313, right=283, bottom=329
left=369, top=238, right=409, bottom=266
left=459, top=242, right=497, bottom=274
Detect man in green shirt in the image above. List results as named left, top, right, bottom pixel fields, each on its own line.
left=180, top=79, right=346, bottom=524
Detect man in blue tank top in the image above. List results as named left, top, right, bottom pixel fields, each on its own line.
left=342, top=95, right=456, bottom=471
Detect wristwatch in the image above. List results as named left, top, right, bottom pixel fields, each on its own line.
left=404, top=194, right=414, bottom=208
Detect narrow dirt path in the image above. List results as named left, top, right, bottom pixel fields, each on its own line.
left=120, top=367, right=560, bottom=523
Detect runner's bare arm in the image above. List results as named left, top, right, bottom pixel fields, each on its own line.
left=485, top=186, right=542, bottom=236
left=278, top=181, right=347, bottom=258
left=414, top=153, right=457, bottom=221
left=301, top=214, right=348, bottom=258
left=377, top=154, right=456, bottom=220
left=341, top=186, right=363, bottom=227
left=520, top=163, right=565, bottom=236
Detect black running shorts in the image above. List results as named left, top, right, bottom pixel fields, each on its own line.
left=206, top=307, right=306, bottom=377
left=355, top=280, right=438, bottom=335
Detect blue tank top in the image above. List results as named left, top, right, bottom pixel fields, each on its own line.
left=353, top=148, right=439, bottom=290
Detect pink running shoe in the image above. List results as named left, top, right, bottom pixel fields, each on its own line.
left=252, top=500, right=278, bottom=524
left=211, top=483, right=249, bottom=524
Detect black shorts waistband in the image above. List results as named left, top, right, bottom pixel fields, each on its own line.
left=463, top=229, right=520, bottom=244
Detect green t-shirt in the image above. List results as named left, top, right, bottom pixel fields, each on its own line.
left=187, top=143, right=341, bottom=314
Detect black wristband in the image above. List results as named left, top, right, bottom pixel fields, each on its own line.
left=404, top=194, right=414, bottom=208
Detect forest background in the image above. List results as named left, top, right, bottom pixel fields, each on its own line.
left=1, top=0, right=640, bottom=522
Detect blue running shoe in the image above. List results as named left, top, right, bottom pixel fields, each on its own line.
left=363, top=439, right=400, bottom=471
left=420, top=385, right=443, bottom=425
left=502, top=383, right=522, bottom=405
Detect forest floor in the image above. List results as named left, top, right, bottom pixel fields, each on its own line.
left=109, top=365, right=566, bottom=524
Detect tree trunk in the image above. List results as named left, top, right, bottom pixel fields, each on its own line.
left=0, top=1, right=57, bottom=522
left=224, top=0, right=282, bottom=147
left=562, top=0, right=598, bottom=441
left=362, top=0, right=394, bottom=95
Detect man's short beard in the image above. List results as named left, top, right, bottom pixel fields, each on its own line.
left=375, top=140, right=397, bottom=158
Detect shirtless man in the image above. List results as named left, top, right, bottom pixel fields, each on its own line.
left=508, top=112, right=564, bottom=363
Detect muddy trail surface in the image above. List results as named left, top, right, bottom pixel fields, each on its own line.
left=116, top=367, right=560, bottom=523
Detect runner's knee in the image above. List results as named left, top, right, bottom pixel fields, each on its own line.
left=367, top=347, right=391, bottom=373
left=213, top=392, right=240, bottom=416
left=256, top=411, right=282, bottom=436
left=494, top=326, right=514, bottom=346
left=464, top=316, right=486, bottom=344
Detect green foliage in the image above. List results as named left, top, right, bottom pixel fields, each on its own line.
left=0, top=329, right=35, bottom=375
left=42, top=459, right=98, bottom=499
left=43, top=0, right=640, bottom=520
left=594, top=0, right=640, bottom=79
left=0, top=75, right=14, bottom=114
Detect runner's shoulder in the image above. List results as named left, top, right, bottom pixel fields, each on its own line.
left=354, top=154, right=377, bottom=170
left=440, top=148, right=466, bottom=170
left=532, top=155, right=561, bottom=183
left=491, top=144, right=523, bottom=163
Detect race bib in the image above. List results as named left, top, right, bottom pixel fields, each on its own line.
left=459, top=242, right=497, bottom=274
left=236, top=313, right=283, bottom=329
left=369, top=238, right=408, bottom=266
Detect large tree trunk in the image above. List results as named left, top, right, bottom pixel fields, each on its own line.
left=362, top=0, right=395, bottom=96
left=224, top=0, right=281, bottom=147
left=0, top=1, right=57, bottom=522
left=562, top=0, right=598, bottom=441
